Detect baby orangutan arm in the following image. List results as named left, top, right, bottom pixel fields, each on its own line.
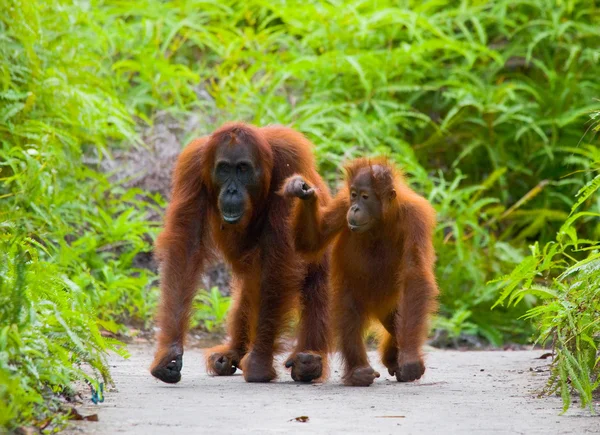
left=393, top=197, right=439, bottom=382
left=282, top=175, right=348, bottom=259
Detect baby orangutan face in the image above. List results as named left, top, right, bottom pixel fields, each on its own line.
left=346, top=169, right=382, bottom=233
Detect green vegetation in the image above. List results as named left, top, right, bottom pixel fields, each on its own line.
left=0, top=0, right=158, bottom=429
left=1, top=0, right=598, bottom=429
left=193, top=287, right=232, bottom=333
left=496, top=132, right=600, bottom=412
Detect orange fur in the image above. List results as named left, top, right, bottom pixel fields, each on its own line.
left=150, top=122, right=331, bottom=384
left=284, top=157, right=439, bottom=386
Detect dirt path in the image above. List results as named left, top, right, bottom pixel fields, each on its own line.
left=66, top=345, right=599, bottom=434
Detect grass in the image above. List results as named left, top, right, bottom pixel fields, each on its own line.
left=0, top=0, right=599, bottom=429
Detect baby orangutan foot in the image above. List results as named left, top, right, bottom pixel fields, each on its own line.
left=344, top=366, right=380, bottom=387
left=285, top=352, right=323, bottom=382
left=396, top=359, right=425, bottom=382
left=208, top=350, right=240, bottom=376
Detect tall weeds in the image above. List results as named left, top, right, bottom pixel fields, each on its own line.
left=1, top=0, right=157, bottom=429
left=496, top=114, right=600, bottom=411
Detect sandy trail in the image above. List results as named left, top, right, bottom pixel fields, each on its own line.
left=66, top=345, right=599, bottom=434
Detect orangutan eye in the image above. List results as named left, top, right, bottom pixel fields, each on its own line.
left=351, top=191, right=357, bottom=199
left=216, top=162, right=231, bottom=176
left=361, top=193, right=369, bottom=200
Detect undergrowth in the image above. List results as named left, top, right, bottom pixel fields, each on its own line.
left=495, top=118, right=600, bottom=412
left=0, top=0, right=157, bottom=429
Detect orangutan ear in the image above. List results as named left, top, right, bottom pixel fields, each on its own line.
left=389, top=189, right=396, bottom=200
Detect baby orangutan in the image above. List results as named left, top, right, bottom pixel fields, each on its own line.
left=282, top=158, right=439, bottom=386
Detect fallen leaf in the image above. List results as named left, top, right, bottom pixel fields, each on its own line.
left=38, top=418, right=52, bottom=430
left=290, top=416, right=309, bottom=423
left=68, top=409, right=84, bottom=421
left=537, top=352, right=553, bottom=360
left=68, top=408, right=99, bottom=422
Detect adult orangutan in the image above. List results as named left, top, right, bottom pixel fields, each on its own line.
left=150, top=123, right=330, bottom=384
left=282, top=157, right=439, bottom=386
